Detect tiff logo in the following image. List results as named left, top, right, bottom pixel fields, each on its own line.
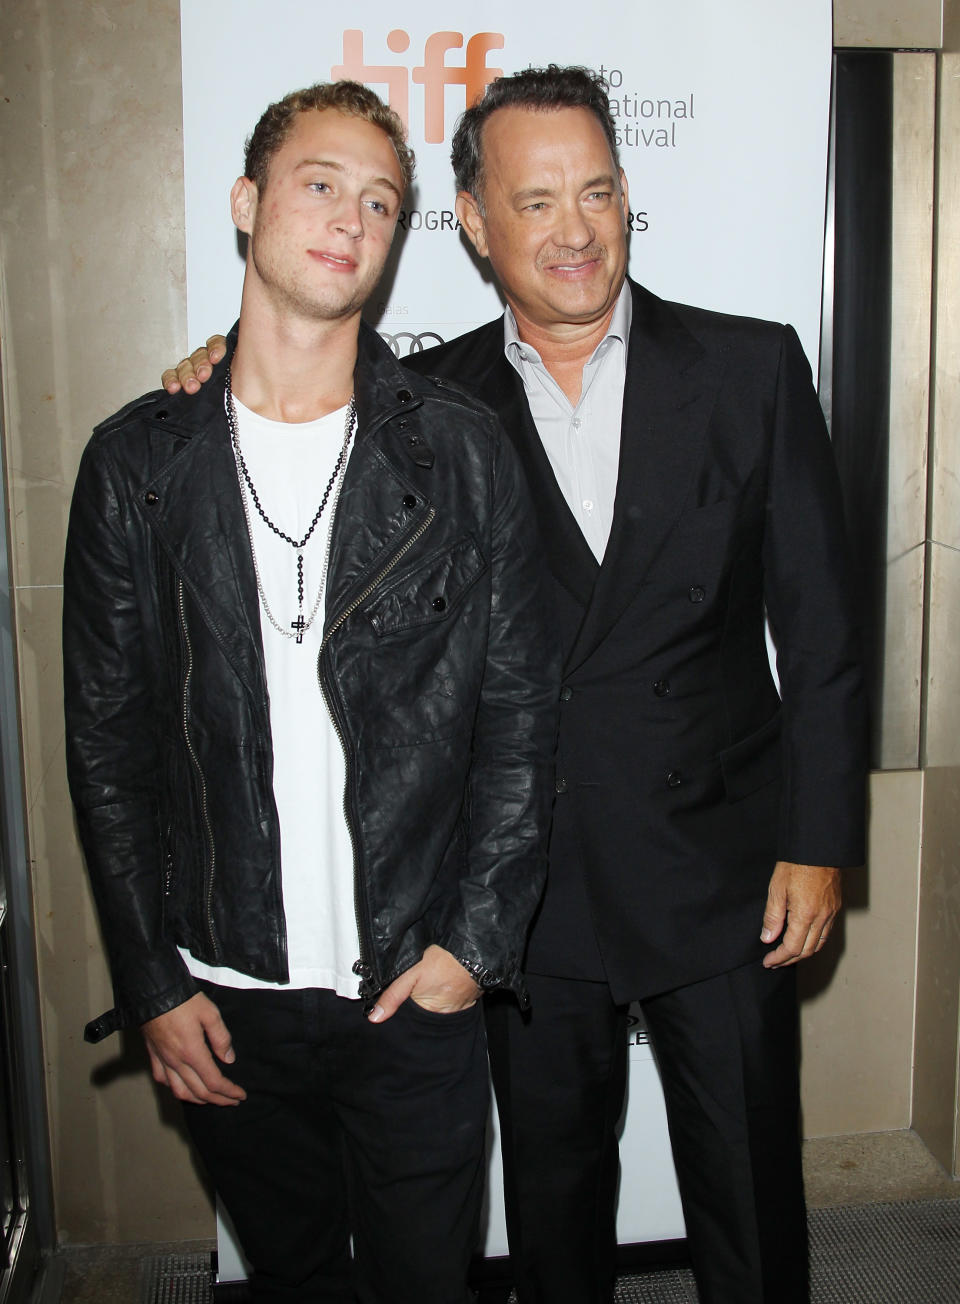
left=333, top=30, right=504, bottom=143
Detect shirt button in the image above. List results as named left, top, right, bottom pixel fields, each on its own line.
left=653, top=679, right=671, bottom=697
left=582, top=499, right=594, bottom=512
left=688, top=585, right=706, bottom=603
left=572, top=417, right=582, bottom=430
left=555, top=777, right=569, bottom=794
left=560, top=686, right=573, bottom=702
left=666, top=771, right=682, bottom=788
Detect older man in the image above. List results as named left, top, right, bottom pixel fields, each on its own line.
left=167, top=66, right=867, bottom=1304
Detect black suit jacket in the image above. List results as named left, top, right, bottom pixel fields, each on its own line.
left=405, top=279, right=867, bottom=1003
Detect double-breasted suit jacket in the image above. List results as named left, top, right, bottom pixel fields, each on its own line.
left=407, top=278, right=868, bottom=1004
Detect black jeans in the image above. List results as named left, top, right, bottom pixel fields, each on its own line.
left=183, top=983, right=488, bottom=1304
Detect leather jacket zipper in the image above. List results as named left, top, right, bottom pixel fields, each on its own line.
left=178, top=581, right=221, bottom=960
left=317, top=507, right=437, bottom=988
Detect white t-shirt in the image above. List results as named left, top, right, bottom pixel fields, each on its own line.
left=180, top=395, right=361, bottom=999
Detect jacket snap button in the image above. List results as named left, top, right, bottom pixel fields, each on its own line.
left=555, top=777, right=569, bottom=794
left=431, top=596, right=447, bottom=612
left=688, top=585, right=705, bottom=603
left=402, top=494, right=417, bottom=509
left=653, top=679, right=670, bottom=697
left=397, top=388, right=413, bottom=403
left=397, top=418, right=408, bottom=430
left=666, top=771, right=682, bottom=788
left=352, top=959, right=372, bottom=977
left=560, top=686, right=573, bottom=702
left=144, top=491, right=159, bottom=506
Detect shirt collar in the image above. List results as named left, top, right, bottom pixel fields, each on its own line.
left=503, top=279, right=633, bottom=368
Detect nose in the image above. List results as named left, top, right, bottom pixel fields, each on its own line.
left=332, top=194, right=364, bottom=238
left=554, top=201, right=594, bottom=251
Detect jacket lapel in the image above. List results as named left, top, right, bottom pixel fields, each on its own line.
left=137, top=394, right=268, bottom=699
left=563, top=281, right=723, bottom=674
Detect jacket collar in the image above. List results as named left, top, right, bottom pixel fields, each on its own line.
left=134, top=319, right=438, bottom=696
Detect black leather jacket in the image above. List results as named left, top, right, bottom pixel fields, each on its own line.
left=64, top=325, right=558, bottom=1041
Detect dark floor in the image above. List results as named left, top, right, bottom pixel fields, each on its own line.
left=44, top=1131, right=960, bottom=1303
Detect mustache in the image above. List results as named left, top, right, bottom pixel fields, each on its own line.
left=537, top=244, right=607, bottom=269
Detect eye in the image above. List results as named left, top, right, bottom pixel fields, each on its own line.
left=365, top=198, right=390, bottom=216
left=308, top=181, right=331, bottom=196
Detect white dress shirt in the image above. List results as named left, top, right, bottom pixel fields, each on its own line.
left=504, top=282, right=632, bottom=561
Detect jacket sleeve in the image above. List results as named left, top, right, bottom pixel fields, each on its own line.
left=63, top=436, right=196, bottom=1040
left=431, top=423, right=560, bottom=999
left=762, top=325, right=869, bottom=867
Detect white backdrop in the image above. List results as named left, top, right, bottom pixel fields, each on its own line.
left=181, top=0, right=831, bottom=367
left=179, top=0, right=833, bottom=1274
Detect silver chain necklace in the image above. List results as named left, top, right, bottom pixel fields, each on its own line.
left=225, top=368, right=356, bottom=644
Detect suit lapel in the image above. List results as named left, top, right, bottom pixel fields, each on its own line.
left=484, top=350, right=598, bottom=609
left=564, top=282, right=724, bottom=674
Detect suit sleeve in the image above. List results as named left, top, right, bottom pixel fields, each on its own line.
left=762, top=325, right=869, bottom=867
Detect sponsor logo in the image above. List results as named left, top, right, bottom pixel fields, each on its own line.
left=333, top=30, right=504, bottom=142
left=379, top=330, right=446, bottom=356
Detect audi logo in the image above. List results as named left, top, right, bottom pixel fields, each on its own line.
left=379, top=330, right=445, bottom=357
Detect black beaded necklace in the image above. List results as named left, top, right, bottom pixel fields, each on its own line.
left=225, top=367, right=356, bottom=643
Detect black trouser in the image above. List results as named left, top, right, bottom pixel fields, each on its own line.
left=485, top=963, right=807, bottom=1304
left=183, top=983, right=488, bottom=1304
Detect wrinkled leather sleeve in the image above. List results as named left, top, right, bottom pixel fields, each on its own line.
left=63, top=435, right=196, bottom=1038
left=426, top=414, right=560, bottom=998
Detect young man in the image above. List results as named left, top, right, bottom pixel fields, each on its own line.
left=166, top=66, right=867, bottom=1304
left=64, top=81, right=558, bottom=1304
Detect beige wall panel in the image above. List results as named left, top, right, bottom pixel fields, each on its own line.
left=930, top=55, right=960, bottom=551
left=879, top=54, right=936, bottom=767
left=799, top=770, right=922, bottom=1137
left=834, top=0, right=943, bottom=48
left=0, top=0, right=202, bottom=1245
left=913, top=766, right=960, bottom=1171
left=924, top=543, right=960, bottom=767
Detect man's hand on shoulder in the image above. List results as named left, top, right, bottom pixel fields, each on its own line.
left=141, top=991, right=246, bottom=1105
left=761, top=861, right=842, bottom=969
left=368, top=944, right=482, bottom=1023
left=161, top=335, right=228, bottom=395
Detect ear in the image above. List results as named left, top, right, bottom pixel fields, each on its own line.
left=618, top=168, right=630, bottom=227
left=231, top=177, right=258, bottom=235
left=455, top=191, right=489, bottom=258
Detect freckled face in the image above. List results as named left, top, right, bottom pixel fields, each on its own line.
left=457, top=106, right=630, bottom=333
left=234, top=108, right=405, bottom=324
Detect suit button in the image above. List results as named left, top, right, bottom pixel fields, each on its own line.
left=688, top=585, right=705, bottom=603
left=144, top=490, right=159, bottom=506
left=402, top=494, right=417, bottom=509
left=431, top=596, right=447, bottom=612
left=555, top=777, right=569, bottom=794
left=666, top=771, right=682, bottom=788
left=653, top=679, right=670, bottom=697
left=560, top=686, right=573, bottom=702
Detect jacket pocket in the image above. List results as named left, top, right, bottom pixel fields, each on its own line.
left=719, top=712, right=781, bottom=802
left=362, top=534, right=485, bottom=637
